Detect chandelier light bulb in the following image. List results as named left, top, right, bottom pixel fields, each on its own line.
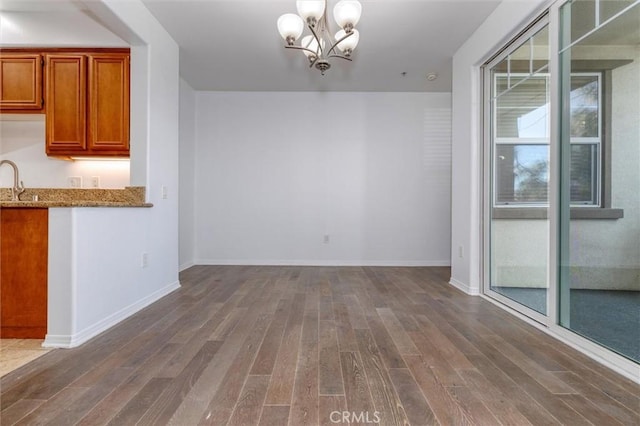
left=277, top=13, right=304, bottom=43
left=296, top=0, right=326, bottom=24
left=333, top=0, right=362, bottom=30
left=301, top=35, right=324, bottom=58
left=335, top=29, right=359, bottom=54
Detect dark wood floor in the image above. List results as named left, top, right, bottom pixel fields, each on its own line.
left=1, top=266, right=639, bottom=425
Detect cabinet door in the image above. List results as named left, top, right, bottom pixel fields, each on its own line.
left=0, top=208, right=48, bottom=339
left=88, top=54, right=130, bottom=153
left=0, top=53, right=43, bottom=110
left=45, top=54, right=87, bottom=153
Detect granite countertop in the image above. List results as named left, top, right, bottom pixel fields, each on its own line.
left=0, top=187, right=153, bottom=208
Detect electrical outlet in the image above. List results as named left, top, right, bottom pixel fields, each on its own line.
left=161, top=185, right=168, bottom=199
left=91, top=176, right=100, bottom=188
left=68, top=176, right=82, bottom=188
left=141, top=252, right=149, bottom=268
left=458, top=245, right=464, bottom=258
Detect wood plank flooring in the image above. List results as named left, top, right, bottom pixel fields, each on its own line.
left=1, top=266, right=639, bottom=425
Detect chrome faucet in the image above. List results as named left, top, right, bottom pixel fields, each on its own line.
left=0, top=160, right=26, bottom=201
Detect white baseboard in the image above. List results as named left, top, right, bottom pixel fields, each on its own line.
left=179, top=260, right=195, bottom=272
left=42, top=334, right=73, bottom=348
left=449, top=277, right=480, bottom=295
left=43, top=280, right=181, bottom=349
left=195, top=259, right=451, bottom=267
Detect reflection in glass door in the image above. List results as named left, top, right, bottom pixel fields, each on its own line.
left=558, top=0, right=640, bottom=363
left=484, top=19, right=550, bottom=318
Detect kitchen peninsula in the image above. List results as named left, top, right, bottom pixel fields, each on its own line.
left=0, top=187, right=153, bottom=342
left=0, top=0, right=181, bottom=353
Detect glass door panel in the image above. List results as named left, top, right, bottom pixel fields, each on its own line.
left=559, top=1, right=640, bottom=362
left=486, top=22, right=550, bottom=317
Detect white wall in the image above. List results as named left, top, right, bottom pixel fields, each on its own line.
left=0, top=117, right=130, bottom=189
left=47, top=207, right=178, bottom=347
left=0, top=10, right=130, bottom=189
left=193, top=92, right=451, bottom=266
left=451, top=0, right=549, bottom=294
left=179, top=78, right=197, bottom=270
left=0, top=10, right=128, bottom=47
left=45, top=0, right=181, bottom=347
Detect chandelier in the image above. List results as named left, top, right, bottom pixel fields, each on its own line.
left=277, top=0, right=362, bottom=75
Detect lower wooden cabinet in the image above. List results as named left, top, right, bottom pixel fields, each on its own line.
left=0, top=208, right=48, bottom=339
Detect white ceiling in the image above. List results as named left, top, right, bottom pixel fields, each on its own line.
left=0, top=0, right=503, bottom=92
left=141, top=0, right=502, bottom=92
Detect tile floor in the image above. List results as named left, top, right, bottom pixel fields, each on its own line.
left=0, top=339, right=51, bottom=377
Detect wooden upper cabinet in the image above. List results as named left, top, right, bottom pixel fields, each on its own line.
left=88, top=53, right=130, bottom=153
left=2, top=48, right=130, bottom=158
left=45, top=54, right=87, bottom=153
left=0, top=53, right=43, bottom=111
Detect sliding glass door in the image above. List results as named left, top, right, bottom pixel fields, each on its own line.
left=558, top=0, right=640, bottom=363
left=484, top=0, right=639, bottom=366
left=484, top=19, right=551, bottom=319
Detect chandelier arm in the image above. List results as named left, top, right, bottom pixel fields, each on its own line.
left=307, top=23, right=325, bottom=57
left=327, top=54, right=353, bottom=62
left=327, top=31, right=354, bottom=56
left=309, top=56, right=319, bottom=68
left=285, top=45, right=321, bottom=57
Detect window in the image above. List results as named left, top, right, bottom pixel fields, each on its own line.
left=493, top=72, right=602, bottom=207
left=494, top=74, right=550, bottom=205
left=569, top=74, right=601, bottom=206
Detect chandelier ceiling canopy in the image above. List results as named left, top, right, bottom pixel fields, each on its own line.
left=277, top=0, right=362, bottom=75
